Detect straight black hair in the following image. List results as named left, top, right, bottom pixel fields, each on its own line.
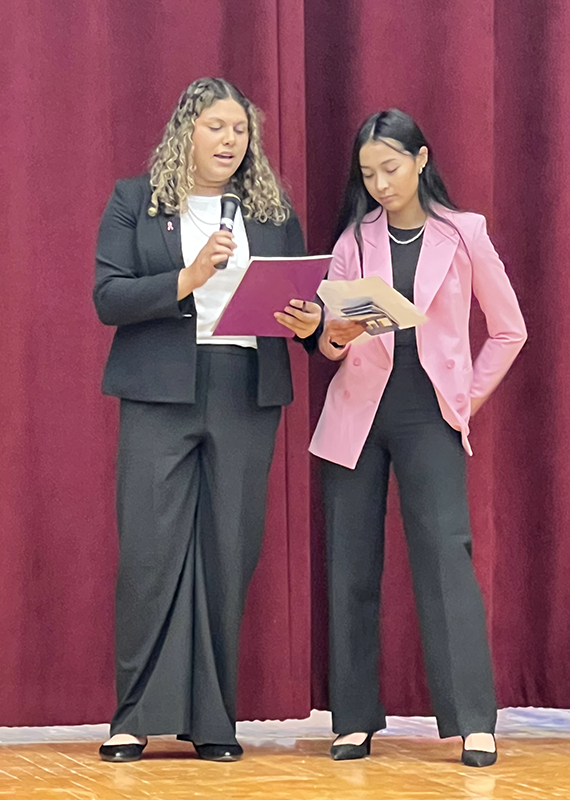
left=336, top=109, right=459, bottom=256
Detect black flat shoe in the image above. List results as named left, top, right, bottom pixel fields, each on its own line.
left=330, top=732, right=373, bottom=761
left=461, top=735, right=497, bottom=768
left=99, top=742, right=146, bottom=763
left=194, top=742, right=244, bottom=762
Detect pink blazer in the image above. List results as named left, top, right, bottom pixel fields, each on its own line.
left=309, top=206, right=527, bottom=469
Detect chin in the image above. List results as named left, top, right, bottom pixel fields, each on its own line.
left=379, top=198, right=401, bottom=211
left=205, top=169, right=235, bottom=185
left=212, top=166, right=239, bottom=181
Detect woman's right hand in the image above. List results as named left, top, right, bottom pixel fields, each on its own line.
left=178, top=231, right=236, bottom=299
left=324, top=318, right=367, bottom=347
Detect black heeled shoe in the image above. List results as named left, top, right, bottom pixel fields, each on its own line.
left=176, top=734, right=243, bottom=761
left=194, top=742, right=244, bottom=762
left=330, top=732, right=373, bottom=761
left=461, top=735, right=497, bottom=768
left=99, top=740, right=147, bottom=763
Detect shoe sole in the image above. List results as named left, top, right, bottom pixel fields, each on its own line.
left=197, top=753, right=242, bottom=762
left=99, top=754, right=143, bottom=763
left=461, top=752, right=498, bottom=768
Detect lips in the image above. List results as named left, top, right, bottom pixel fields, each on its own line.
left=214, top=153, right=234, bottom=161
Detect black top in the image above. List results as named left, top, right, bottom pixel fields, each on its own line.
left=94, top=174, right=317, bottom=407
left=388, top=225, right=424, bottom=350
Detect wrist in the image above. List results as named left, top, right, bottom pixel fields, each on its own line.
left=177, top=266, right=197, bottom=300
left=319, top=332, right=348, bottom=361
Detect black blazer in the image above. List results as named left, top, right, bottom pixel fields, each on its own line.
left=94, top=175, right=313, bottom=407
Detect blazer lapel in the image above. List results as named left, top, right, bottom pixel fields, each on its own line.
left=159, top=215, right=184, bottom=269
left=414, top=217, right=459, bottom=313
left=361, top=209, right=393, bottom=284
left=244, top=217, right=272, bottom=257
left=361, top=209, right=394, bottom=361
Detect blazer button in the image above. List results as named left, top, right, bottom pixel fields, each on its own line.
left=456, top=393, right=466, bottom=403
left=353, top=357, right=362, bottom=366
left=446, top=359, right=455, bottom=369
left=344, top=390, right=351, bottom=400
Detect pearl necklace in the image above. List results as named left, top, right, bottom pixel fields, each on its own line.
left=388, top=221, right=427, bottom=245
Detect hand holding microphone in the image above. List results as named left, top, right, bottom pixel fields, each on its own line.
left=177, top=193, right=240, bottom=299
left=215, top=193, right=241, bottom=270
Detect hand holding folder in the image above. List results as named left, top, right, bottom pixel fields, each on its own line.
left=317, top=276, right=428, bottom=339
left=213, top=255, right=332, bottom=337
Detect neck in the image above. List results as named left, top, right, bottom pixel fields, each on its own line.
left=387, top=197, right=427, bottom=229
left=189, top=180, right=225, bottom=197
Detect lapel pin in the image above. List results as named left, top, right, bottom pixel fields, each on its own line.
left=167, top=221, right=174, bottom=231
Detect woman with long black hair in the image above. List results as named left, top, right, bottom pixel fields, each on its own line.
left=310, top=109, right=527, bottom=767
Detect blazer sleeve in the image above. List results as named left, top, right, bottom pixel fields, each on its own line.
left=317, top=232, right=356, bottom=361
left=470, top=216, right=527, bottom=400
left=93, top=180, right=185, bottom=326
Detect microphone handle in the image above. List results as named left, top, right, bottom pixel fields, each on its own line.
left=216, top=194, right=240, bottom=270
left=215, top=220, right=235, bottom=270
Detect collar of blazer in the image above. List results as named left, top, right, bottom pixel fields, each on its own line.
left=158, top=210, right=279, bottom=271
left=360, top=205, right=460, bottom=314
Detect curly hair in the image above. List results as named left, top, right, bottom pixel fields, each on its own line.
left=148, top=77, right=289, bottom=224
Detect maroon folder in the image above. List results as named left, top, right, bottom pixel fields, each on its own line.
left=213, top=255, right=332, bottom=338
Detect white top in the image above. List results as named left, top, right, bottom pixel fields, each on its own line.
left=180, top=194, right=256, bottom=348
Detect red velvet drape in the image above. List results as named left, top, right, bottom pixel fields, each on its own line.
left=1, top=0, right=569, bottom=726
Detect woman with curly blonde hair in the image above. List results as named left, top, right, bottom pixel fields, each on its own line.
left=94, top=77, right=321, bottom=764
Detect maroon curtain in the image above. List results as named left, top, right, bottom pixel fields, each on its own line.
left=1, top=0, right=569, bottom=726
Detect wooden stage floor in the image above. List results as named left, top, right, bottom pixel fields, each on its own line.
left=1, top=709, right=569, bottom=799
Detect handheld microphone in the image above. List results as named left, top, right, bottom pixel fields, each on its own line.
left=215, top=193, right=241, bottom=269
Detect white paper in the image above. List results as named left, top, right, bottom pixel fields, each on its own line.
left=317, top=276, right=428, bottom=332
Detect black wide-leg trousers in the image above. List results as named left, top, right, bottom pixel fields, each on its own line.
left=322, top=350, right=497, bottom=739
left=110, top=346, right=281, bottom=743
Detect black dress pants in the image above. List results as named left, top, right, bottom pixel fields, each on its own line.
left=322, top=348, right=497, bottom=739
left=110, top=346, right=281, bottom=742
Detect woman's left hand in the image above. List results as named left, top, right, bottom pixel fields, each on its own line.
left=274, top=299, right=322, bottom=339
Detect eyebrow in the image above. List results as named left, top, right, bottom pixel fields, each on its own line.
left=360, top=158, right=399, bottom=170
left=206, top=117, right=247, bottom=126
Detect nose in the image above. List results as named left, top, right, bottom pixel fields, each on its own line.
left=223, top=126, right=236, bottom=146
left=375, top=174, right=389, bottom=194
